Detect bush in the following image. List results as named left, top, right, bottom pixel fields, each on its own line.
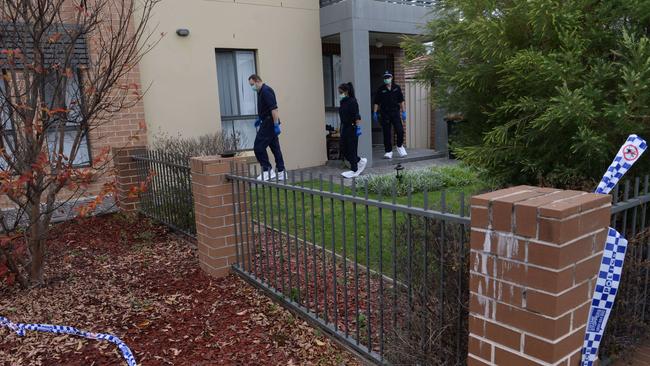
left=357, top=164, right=489, bottom=196
left=150, top=130, right=240, bottom=161
left=385, top=216, right=469, bottom=365
left=599, top=228, right=650, bottom=363
left=404, top=1, right=650, bottom=187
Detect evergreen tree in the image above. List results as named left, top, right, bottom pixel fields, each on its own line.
left=405, top=0, right=650, bottom=187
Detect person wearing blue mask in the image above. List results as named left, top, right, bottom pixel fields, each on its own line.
left=249, top=74, right=286, bottom=181
left=337, top=82, right=367, bottom=179
left=372, top=71, right=407, bottom=159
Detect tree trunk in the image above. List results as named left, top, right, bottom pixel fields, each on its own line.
left=28, top=237, right=45, bottom=287
left=26, top=201, right=47, bottom=287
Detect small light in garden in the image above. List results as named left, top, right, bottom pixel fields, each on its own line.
left=395, top=163, right=404, bottom=182
left=176, top=28, right=190, bottom=37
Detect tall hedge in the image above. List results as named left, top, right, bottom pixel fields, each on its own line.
left=405, top=0, right=650, bottom=187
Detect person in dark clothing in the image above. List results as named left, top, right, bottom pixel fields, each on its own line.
left=249, top=74, right=286, bottom=181
left=373, top=70, right=407, bottom=159
left=338, top=82, right=367, bottom=179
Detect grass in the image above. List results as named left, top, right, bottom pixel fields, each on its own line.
left=248, top=165, right=493, bottom=272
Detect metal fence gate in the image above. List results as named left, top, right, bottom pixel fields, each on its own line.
left=227, top=163, right=471, bottom=365
left=132, top=151, right=196, bottom=237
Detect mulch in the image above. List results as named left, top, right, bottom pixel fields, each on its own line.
left=0, top=213, right=360, bottom=366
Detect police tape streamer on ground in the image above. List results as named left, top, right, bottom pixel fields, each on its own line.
left=581, top=134, right=648, bottom=366
left=0, top=315, right=137, bottom=366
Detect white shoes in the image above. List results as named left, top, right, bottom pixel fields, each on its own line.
left=276, top=171, right=287, bottom=181
left=342, top=158, right=368, bottom=179
left=341, top=170, right=356, bottom=179
left=357, top=158, right=367, bottom=175
left=384, top=151, right=393, bottom=159
left=397, top=146, right=408, bottom=157
left=256, top=170, right=277, bottom=181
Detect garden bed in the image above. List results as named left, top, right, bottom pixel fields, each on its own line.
left=0, top=213, right=358, bottom=365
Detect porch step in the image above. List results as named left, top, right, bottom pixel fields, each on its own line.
left=325, top=148, right=447, bottom=168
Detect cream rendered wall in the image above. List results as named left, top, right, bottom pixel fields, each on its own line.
left=138, top=0, right=326, bottom=169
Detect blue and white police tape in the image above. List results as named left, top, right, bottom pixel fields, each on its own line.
left=581, top=134, right=647, bottom=366
left=595, top=134, right=647, bottom=195
left=0, top=315, right=137, bottom=366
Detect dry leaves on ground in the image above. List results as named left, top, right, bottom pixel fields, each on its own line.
left=0, top=213, right=360, bottom=366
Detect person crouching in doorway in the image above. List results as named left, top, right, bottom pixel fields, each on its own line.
left=338, top=82, right=367, bottom=179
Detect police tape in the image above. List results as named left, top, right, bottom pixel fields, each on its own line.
left=0, top=315, right=137, bottom=366
left=581, top=134, right=648, bottom=366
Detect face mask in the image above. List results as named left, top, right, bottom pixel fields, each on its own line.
left=339, top=93, right=346, bottom=102
left=251, top=84, right=258, bottom=92
left=384, top=78, right=392, bottom=85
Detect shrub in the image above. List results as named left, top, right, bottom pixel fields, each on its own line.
left=150, top=130, right=241, bottom=162
left=357, top=164, right=489, bottom=196
left=385, top=216, right=469, bottom=365
left=599, top=228, right=650, bottom=363
left=404, top=0, right=650, bottom=187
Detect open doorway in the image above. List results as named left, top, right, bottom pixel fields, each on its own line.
left=370, top=55, right=393, bottom=147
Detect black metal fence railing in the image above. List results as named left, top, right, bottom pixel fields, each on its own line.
left=320, top=0, right=436, bottom=8
left=227, top=163, right=470, bottom=365
left=133, top=151, right=196, bottom=237
left=602, top=174, right=650, bottom=360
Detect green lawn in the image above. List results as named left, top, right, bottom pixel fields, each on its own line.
left=248, top=178, right=487, bottom=273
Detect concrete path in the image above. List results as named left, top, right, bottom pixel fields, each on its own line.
left=292, top=156, right=456, bottom=186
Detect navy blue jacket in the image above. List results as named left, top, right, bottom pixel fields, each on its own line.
left=257, top=84, right=278, bottom=121
left=338, top=96, right=360, bottom=126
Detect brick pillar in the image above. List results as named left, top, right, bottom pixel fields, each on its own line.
left=191, top=155, right=248, bottom=279
left=112, top=146, right=147, bottom=212
left=468, top=186, right=611, bottom=366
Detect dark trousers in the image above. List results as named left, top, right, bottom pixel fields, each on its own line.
left=381, top=112, right=404, bottom=152
left=254, top=119, right=285, bottom=172
left=341, top=124, right=360, bottom=172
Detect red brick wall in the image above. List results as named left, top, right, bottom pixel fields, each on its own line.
left=469, top=186, right=611, bottom=365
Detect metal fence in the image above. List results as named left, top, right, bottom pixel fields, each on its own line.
left=602, top=174, right=650, bottom=359
left=228, top=163, right=471, bottom=365
left=132, top=151, right=196, bottom=237
left=320, top=0, right=436, bottom=8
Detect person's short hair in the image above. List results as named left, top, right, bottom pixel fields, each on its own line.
left=248, top=74, right=262, bottom=82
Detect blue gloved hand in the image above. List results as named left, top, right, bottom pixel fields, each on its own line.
left=373, top=112, right=379, bottom=123
left=274, top=122, right=281, bottom=136
left=254, top=117, right=262, bottom=128
left=401, top=111, right=407, bottom=121
left=355, top=125, right=362, bottom=137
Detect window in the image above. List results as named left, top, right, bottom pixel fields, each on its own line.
left=0, top=70, right=91, bottom=171
left=322, top=54, right=342, bottom=108
left=44, top=71, right=91, bottom=167
left=215, top=50, right=257, bottom=150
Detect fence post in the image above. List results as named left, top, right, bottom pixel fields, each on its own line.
left=468, top=186, right=611, bottom=366
left=112, top=146, right=147, bottom=212
left=191, top=155, right=247, bottom=279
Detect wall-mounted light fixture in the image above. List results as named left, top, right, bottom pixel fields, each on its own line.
left=176, top=28, right=190, bottom=37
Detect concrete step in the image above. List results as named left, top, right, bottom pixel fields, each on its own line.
left=326, top=148, right=447, bottom=168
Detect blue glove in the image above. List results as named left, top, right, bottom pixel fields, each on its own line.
left=401, top=111, right=407, bottom=121
left=274, top=122, right=281, bottom=136
left=355, top=125, right=362, bottom=137
left=254, top=117, right=262, bottom=128
left=373, top=112, right=379, bottom=123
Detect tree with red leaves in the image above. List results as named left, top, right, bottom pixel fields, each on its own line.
left=0, top=0, right=160, bottom=288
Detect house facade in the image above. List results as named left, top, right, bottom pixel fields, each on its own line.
left=319, top=0, right=435, bottom=166
left=138, top=0, right=327, bottom=170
